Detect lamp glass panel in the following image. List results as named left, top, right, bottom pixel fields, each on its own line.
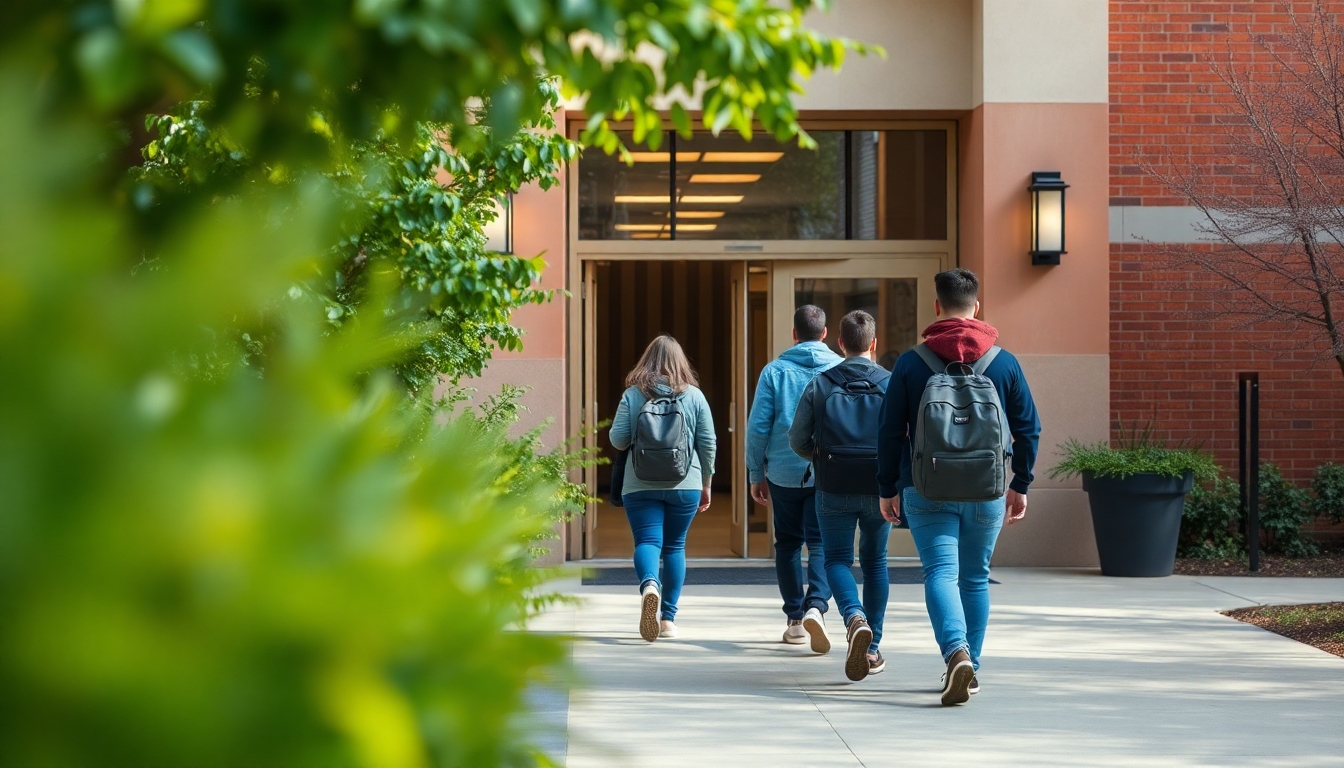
left=1035, top=189, right=1064, bottom=252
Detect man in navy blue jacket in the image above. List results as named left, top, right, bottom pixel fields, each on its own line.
left=876, top=268, right=1040, bottom=706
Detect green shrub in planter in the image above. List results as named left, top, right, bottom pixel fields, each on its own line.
left=1050, top=440, right=1220, bottom=483
left=1311, top=463, right=1344, bottom=524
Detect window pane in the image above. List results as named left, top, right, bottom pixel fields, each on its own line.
left=577, top=133, right=673, bottom=240
left=851, top=130, right=948, bottom=241
left=672, top=132, right=846, bottom=240
left=793, top=277, right=919, bottom=370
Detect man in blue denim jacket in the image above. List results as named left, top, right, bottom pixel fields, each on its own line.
left=746, top=305, right=841, bottom=652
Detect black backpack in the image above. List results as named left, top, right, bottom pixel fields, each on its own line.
left=810, top=362, right=891, bottom=495
left=631, top=393, right=693, bottom=482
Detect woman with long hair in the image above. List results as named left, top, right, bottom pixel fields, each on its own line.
left=609, top=335, right=716, bottom=642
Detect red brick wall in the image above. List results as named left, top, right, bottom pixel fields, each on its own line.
left=1109, top=2, right=1344, bottom=515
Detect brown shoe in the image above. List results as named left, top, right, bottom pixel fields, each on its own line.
left=844, top=616, right=873, bottom=681
left=941, top=648, right=974, bottom=706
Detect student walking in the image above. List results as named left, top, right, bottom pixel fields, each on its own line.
left=789, top=310, right=891, bottom=681
left=876, top=268, right=1040, bottom=706
left=746, top=305, right=841, bottom=652
left=609, top=335, right=717, bottom=643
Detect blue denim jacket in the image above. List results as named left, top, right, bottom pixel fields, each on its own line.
left=746, top=341, right=842, bottom=487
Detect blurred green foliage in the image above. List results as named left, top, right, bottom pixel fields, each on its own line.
left=0, top=0, right=867, bottom=764
left=0, top=67, right=588, bottom=763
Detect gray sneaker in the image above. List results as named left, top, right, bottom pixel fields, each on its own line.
left=782, top=620, right=807, bottom=644
left=844, top=616, right=873, bottom=682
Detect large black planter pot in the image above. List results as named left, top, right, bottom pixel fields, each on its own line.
left=1082, top=471, right=1194, bottom=577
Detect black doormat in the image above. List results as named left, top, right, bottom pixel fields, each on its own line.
left=579, top=566, right=996, bottom=586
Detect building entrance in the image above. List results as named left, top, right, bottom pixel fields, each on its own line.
left=586, top=260, right=771, bottom=558
left=578, top=255, right=944, bottom=561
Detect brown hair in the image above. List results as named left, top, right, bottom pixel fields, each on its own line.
left=840, top=310, right=876, bottom=355
left=625, top=335, right=699, bottom=396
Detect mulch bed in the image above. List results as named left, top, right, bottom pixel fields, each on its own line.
left=1223, top=603, right=1344, bottom=658
left=1173, top=550, right=1344, bottom=577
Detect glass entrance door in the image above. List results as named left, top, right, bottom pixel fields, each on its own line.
left=770, top=256, right=945, bottom=557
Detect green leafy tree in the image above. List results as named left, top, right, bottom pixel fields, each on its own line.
left=134, top=89, right=578, bottom=393
left=1, top=1, right=871, bottom=764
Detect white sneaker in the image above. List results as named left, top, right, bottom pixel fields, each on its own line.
left=639, top=583, right=660, bottom=642
left=802, top=607, right=831, bottom=654
left=782, top=619, right=807, bottom=644
left=659, top=619, right=679, bottom=638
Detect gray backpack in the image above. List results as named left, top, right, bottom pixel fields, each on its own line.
left=631, top=393, right=693, bottom=482
left=911, top=345, right=1012, bottom=502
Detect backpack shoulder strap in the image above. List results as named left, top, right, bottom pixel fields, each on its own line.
left=913, top=343, right=945, bottom=375
left=971, top=346, right=1003, bottom=376
left=819, top=365, right=846, bottom=388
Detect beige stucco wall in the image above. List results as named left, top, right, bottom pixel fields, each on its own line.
left=974, top=0, right=1110, bottom=105
left=797, top=0, right=973, bottom=111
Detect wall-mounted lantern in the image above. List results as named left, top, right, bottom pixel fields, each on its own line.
left=484, top=194, right=513, bottom=254
left=1029, top=171, right=1068, bottom=266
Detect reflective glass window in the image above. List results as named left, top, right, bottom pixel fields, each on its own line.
left=793, top=277, right=919, bottom=369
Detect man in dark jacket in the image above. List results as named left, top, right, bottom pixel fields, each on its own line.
left=789, top=310, right=891, bottom=683
left=876, top=268, right=1040, bottom=706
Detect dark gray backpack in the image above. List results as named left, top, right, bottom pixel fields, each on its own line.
left=811, top=362, right=890, bottom=496
left=911, top=345, right=1012, bottom=502
left=631, top=393, right=693, bottom=482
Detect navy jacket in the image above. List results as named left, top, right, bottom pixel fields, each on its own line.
left=876, top=347, right=1041, bottom=499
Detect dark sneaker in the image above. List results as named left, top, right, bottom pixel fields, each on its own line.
left=941, top=649, right=974, bottom=706
left=942, top=671, right=980, bottom=694
left=802, top=607, right=831, bottom=654
left=844, top=616, right=873, bottom=682
left=639, top=583, right=660, bottom=642
left=867, top=649, right=886, bottom=675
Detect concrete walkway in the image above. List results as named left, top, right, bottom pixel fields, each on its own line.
left=535, top=568, right=1344, bottom=767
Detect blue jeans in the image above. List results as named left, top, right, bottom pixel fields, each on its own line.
left=815, top=492, right=891, bottom=651
left=903, top=487, right=1005, bottom=671
left=768, top=482, right=831, bottom=620
left=623, top=490, right=699, bottom=622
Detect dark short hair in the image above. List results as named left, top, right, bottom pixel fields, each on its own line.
left=934, top=268, right=980, bottom=313
left=794, top=304, right=826, bottom=342
left=839, top=310, right=876, bottom=355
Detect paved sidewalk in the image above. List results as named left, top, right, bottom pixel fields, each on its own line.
left=536, top=568, right=1344, bottom=767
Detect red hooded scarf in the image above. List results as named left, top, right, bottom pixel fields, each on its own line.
left=922, top=317, right=999, bottom=365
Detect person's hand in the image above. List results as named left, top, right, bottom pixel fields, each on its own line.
left=880, top=495, right=901, bottom=525
left=1006, top=489, right=1028, bottom=525
left=750, top=482, right=770, bottom=507
left=698, top=487, right=712, bottom=513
